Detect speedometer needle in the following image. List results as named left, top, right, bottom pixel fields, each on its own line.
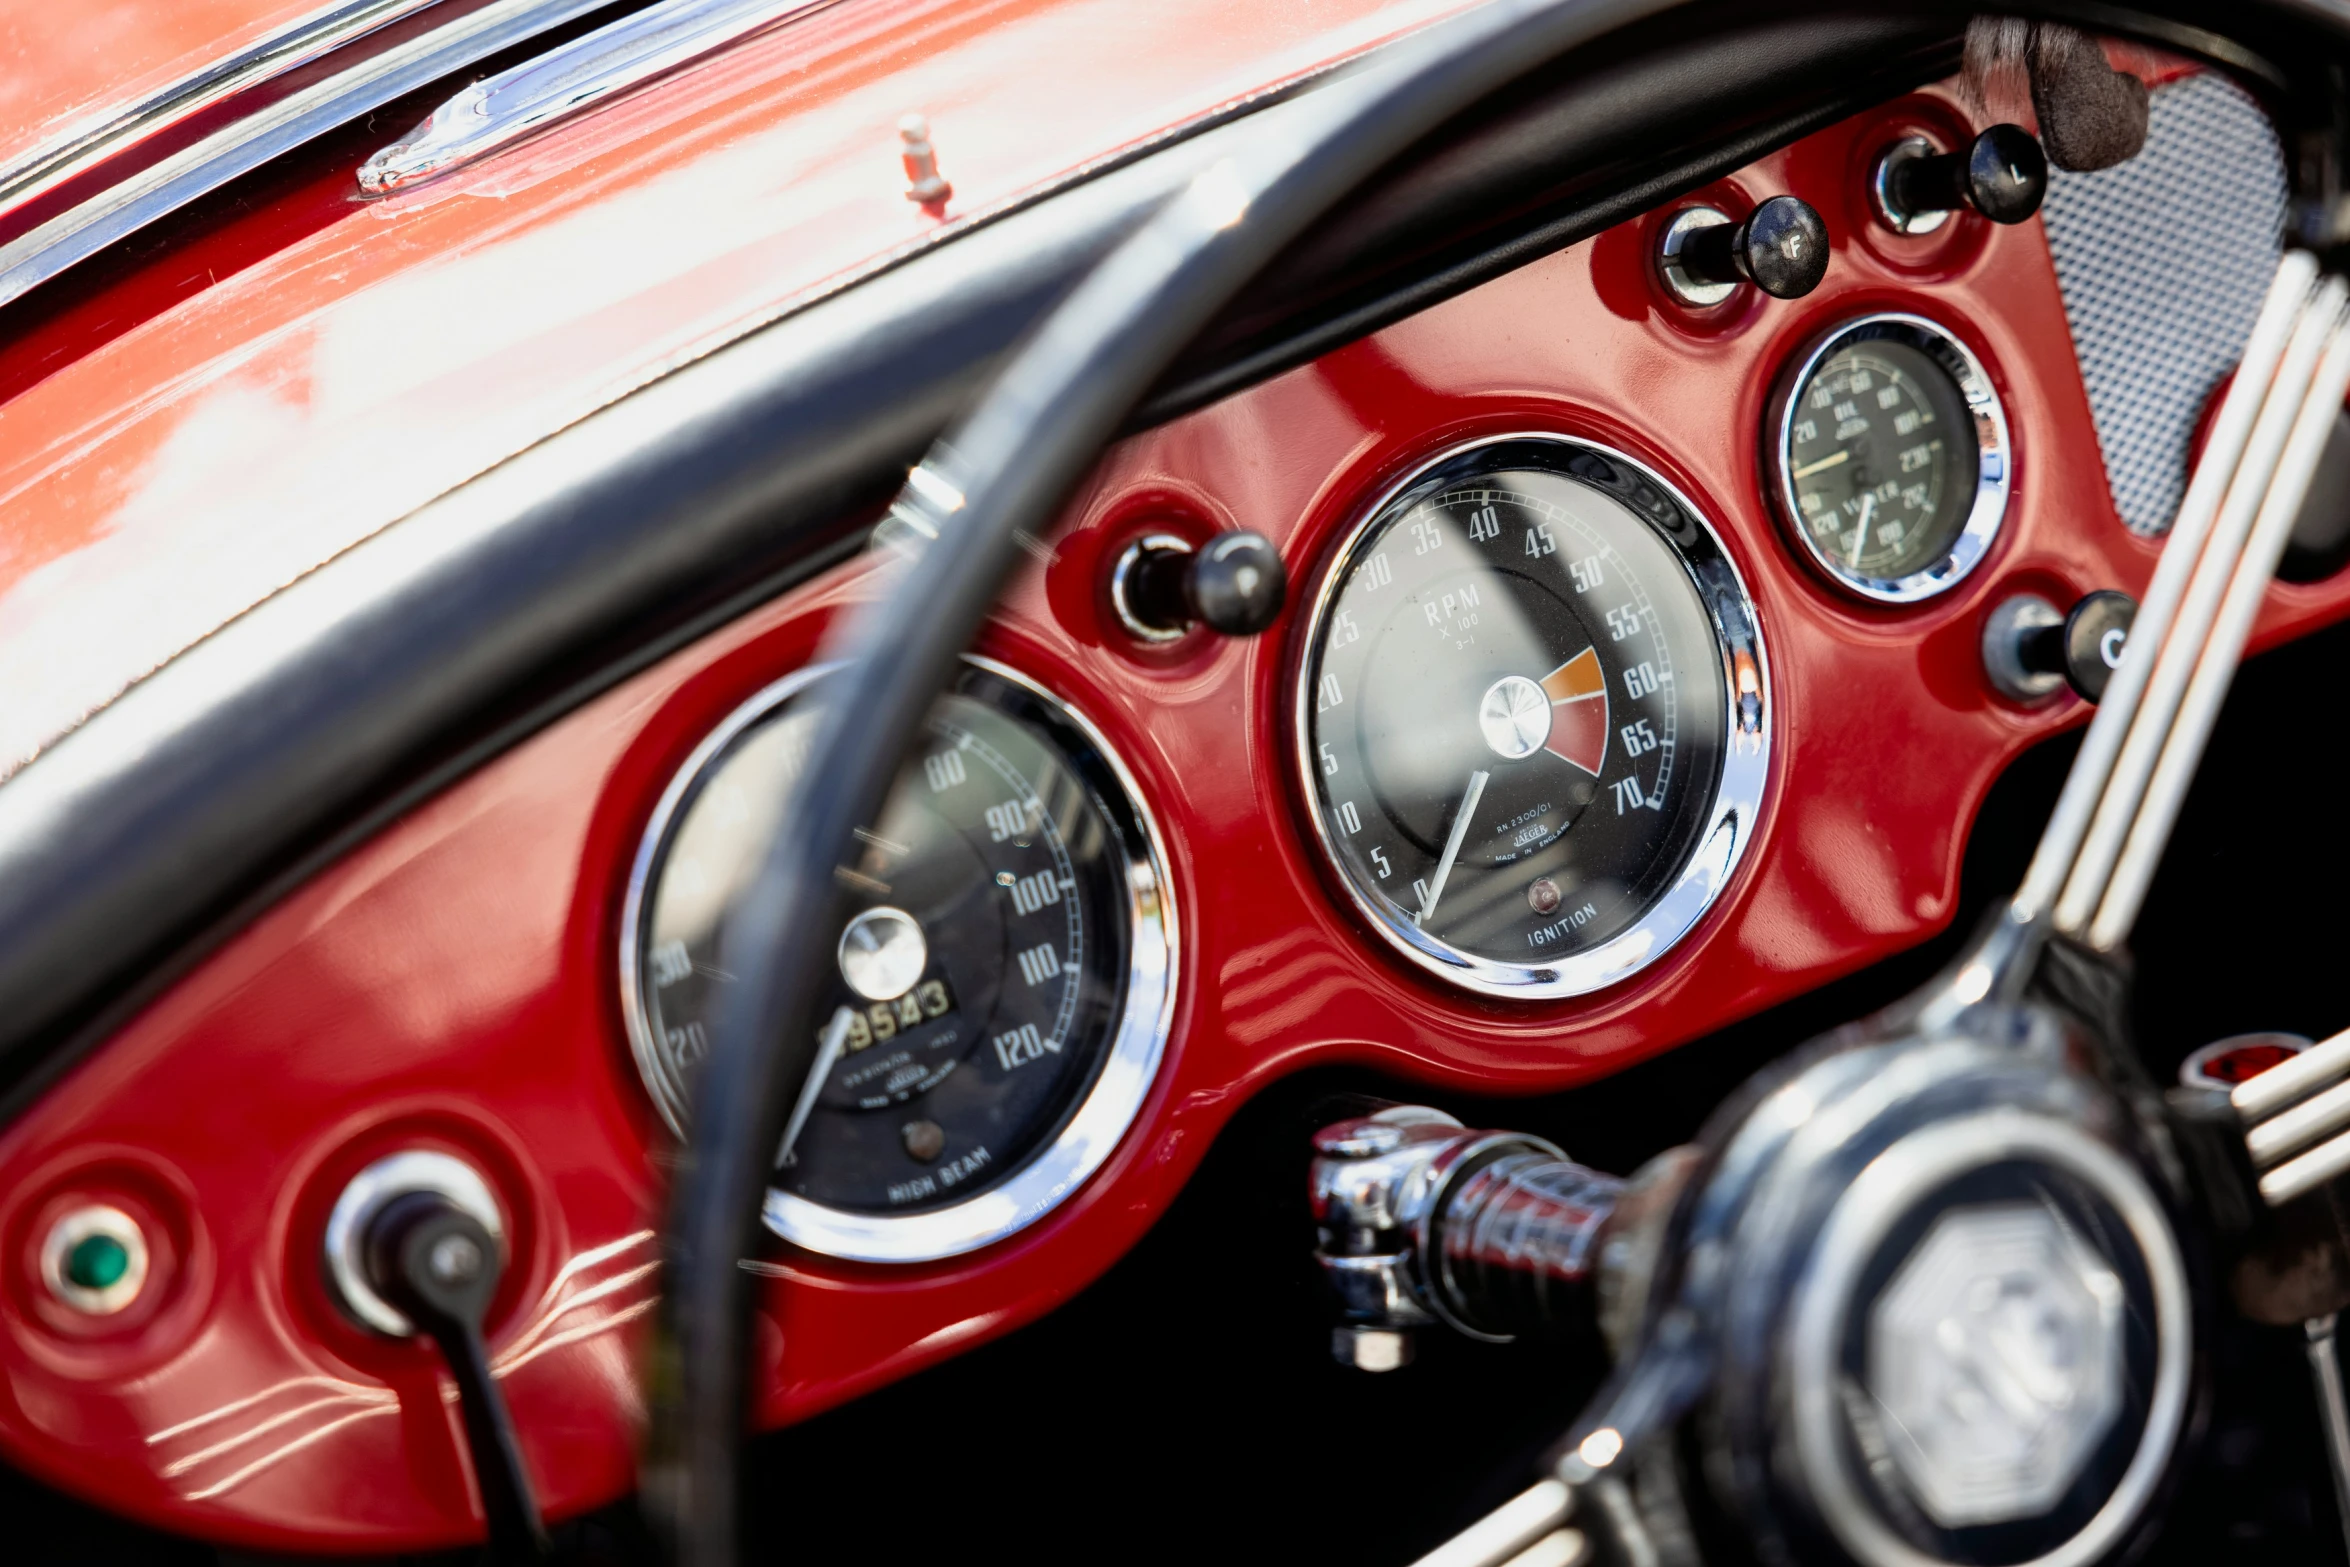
left=777, top=1005, right=855, bottom=1168
left=1418, top=770, right=1489, bottom=925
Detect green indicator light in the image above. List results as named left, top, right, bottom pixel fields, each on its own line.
left=65, top=1232, right=131, bottom=1292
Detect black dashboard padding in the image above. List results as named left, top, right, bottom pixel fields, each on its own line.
left=0, top=2, right=2309, bottom=1111
left=1152, top=11, right=1956, bottom=418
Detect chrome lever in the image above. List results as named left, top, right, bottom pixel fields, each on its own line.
left=1308, top=1107, right=1636, bottom=1368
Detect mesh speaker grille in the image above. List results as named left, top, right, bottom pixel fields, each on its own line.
left=2040, top=71, right=2286, bottom=535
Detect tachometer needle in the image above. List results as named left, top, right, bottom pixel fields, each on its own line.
left=1418, top=770, right=1489, bottom=925
left=1792, top=448, right=1851, bottom=479
left=777, top=1005, right=855, bottom=1168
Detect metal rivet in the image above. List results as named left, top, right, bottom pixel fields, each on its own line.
left=41, top=1205, right=150, bottom=1316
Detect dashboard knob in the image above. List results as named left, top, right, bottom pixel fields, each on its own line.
left=366, top=1193, right=550, bottom=1560
left=324, top=1152, right=548, bottom=1560
left=1877, top=124, right=2049, bottom=231
left=1984, top=589, right=2137, bottom=703
left=1112, top=529, right=1287, bottom=640
left=1657, top=195, right=1829, bottom=305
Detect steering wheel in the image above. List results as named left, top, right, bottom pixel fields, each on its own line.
left=646, top=4, right=2350, bottom=1563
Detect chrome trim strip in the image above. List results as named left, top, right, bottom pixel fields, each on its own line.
left=1766, top=312, right=2010, bottom=605
left=618, top=655, right=1178, bottom=1264
left=359, top=0, right=843, bottom=194
left=1292, top=431, right=1771, bottom=1002
left=0, top=0, right=615, bottom=313
left=0, top=0, right=437, bottom=217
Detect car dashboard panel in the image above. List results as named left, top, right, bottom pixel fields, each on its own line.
left=5, top=66, right=2349, bottom=1550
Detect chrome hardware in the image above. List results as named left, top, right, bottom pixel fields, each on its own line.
left=1655, top=195, right=1829, bottom=304
left=2012, top=252, right=2350, bottom=951
left=359, top=0, right=844, bottom=195
left=1413, top=1004, right=2191, bottom=1567
left=1310, top=1106, right=1624, bottom=1363
left=1109, top=534, right=1193, bottom=643
left=0, top=0, right=614, bottom=310
left=1112, top=530, right=1287, bottom=639
left=323, top=1150, right=507, bottom=1336
left=40, top=1204, right=150, bottom=1316
left=1871, top=125, right=2048, bottom=233
left=2232, top=1022, right=2350, bottom=1206
left=900, top=113, right=953, bottom=208
left=1655, top=205, right=1737, bottom=305
left=1407, top=1480, right=1584, bottom=1567
left=2310, top=1313, right=2350, bottom=1564
left=1982, top=592, right=2065, bottom=701
left=1983, top=589, right=2136, bottom=703
left=1871, top=135, right=1953, bottom=235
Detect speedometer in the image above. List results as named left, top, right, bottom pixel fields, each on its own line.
left=1297, top=435, right=1766, bottom=999
left=1769, top=313, right=2010, bottom=602
left=620, top=659, right=1173, bottom=1263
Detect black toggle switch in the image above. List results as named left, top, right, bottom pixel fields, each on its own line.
left=1657, top=195, right=1830, bottom=305
left=1113, top=530, right=1287, bottom=640
left=1876, top=125, right=2049, bottom=231
left=366, top=1193, right=550, bottom=1562
left=1984, top=590, right=2137, bottom=703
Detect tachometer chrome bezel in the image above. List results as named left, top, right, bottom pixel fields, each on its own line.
left=1293, top=431, right=1770, bottom=1002
left=618, top=656, right=1176, bottom=1264
left=1768, top=312, right=2012, bottom=605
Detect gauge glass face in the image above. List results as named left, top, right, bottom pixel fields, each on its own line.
left=628, top=669, right=1146, bottom=1224
left=1301, top=438, right=1758, bottom=994
left=1784, top=337, right=1977, bottom=581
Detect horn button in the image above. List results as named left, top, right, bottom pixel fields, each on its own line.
left=1868, top=1203, right=2127, bottom=1527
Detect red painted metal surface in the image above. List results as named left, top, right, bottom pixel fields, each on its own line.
left=0, top=0, right=1471, bottom=780
left=3, top=85, right=2349, bottom=1551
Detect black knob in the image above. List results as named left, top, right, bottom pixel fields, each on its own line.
left=367, top=1194, right=549, bottom=1561
left=1119, top=530, right=1287, bottom=638
left=1668, top=195, right=1830, bottom=301
left=2018, top=590, right=2136, bottom=702
left=1888, top=125, right=2048, bottom=225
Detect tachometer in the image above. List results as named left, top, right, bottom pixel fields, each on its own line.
left=1297, top=434, right=1766, bottom=999
left=1769, top=313, right=2010, bottom=602
left=620, top=659, right=1173, bottom=1263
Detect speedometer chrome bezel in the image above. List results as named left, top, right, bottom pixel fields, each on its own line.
left=1768, top=312, right=2012, bottom=605
left=618, top=655, right=1176, bottom=1264
left=1293, top=431, right=1770, bottom=1002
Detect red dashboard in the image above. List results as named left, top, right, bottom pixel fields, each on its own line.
left=5, top=80, right=2348, bottom=1550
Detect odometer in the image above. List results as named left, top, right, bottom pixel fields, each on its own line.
left=620, top=659, right=1173, bottom=1263
left=1297, top=435, right=1767, bottom=999
left=1770, top=313, right=2010, bottom=602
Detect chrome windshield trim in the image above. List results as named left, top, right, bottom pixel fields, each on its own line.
left=0, top=0, right=616, bottom=313
left=0, top=0, right=438, bottom=216
left=360, top=0, right=844, bottom=195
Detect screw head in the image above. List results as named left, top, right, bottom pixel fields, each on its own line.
left=427, top=1232, right=484, bottom=1286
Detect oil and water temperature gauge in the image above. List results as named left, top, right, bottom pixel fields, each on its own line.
left=1769, top=313, right=2011, bottom=602
left=1297, top=435, right=1768, bottom=999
